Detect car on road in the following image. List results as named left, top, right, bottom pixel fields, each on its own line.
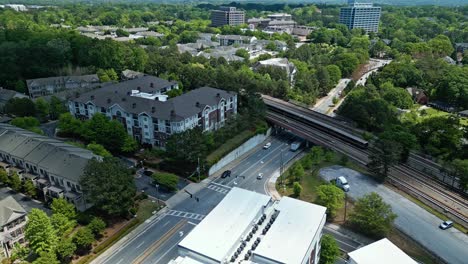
left=257, top=173, right=263, bottom=180
left=221, top=170, right=231, bottom=178
left=263, top=142, right=272, bottom=149
left=439, top=220, right=453, bottom=230
left=336, top=176, right=350, bottom=192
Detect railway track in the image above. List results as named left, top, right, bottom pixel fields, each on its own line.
left=266, top=110, right=468, bottom=227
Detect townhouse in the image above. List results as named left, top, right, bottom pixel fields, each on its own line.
left=0, top=196, right=27, bottom=259
left=68, top=75, right=237, bottom=148
left=26, top=74, right=100, bottom=98
left=0, top=124, right=100, bottom=211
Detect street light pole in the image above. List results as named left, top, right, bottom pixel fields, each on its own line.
left=344, top=192, right=348, bottom=222
left=197, top=156, right=200, bottom=183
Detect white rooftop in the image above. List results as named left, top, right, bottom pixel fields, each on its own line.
left=348, top=238, right=418, bottom=264
left=178, top=187, right=271, bottom=262
left=252, top=197, right=326, bottom=264
left=258, top=58, right=290, bottom=67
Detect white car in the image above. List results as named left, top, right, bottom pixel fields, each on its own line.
left=263, top=142, right=272, bottom=149
left=336, top=176, right=350, bottom=192
left=257, top=173, right=263, bottom=180
left=439, top=220, right=453, bottom=230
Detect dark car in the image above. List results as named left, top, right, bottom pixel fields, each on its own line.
left=221, top=170, right=231, bottom=178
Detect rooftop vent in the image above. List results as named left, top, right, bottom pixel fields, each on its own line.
left=122, top=98, right=126, bottom=102
left=114, top=90, right=118, bottom=94
left=170, top=110, right=175, bottom=116
left=216, top=93, right=220, bottom=97
left=107, top=98, right=111, bottom=103
left=150, top=82, right=154, bottom=88
left=132, top=103, right=136, bottom=109
left=137, top=86, right=141, bottom=91
left=195, top=102, right=200, bottom=107
left=127, top=91, right=131, bottom=96
left=90, top=95, right=95, bottom=100
left=151, top=107, right=156, bottom=113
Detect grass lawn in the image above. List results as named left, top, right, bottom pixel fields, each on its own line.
left=206, top=129, right=256, bottom=164
left=136, top=199, right=161, bottom=221
left=402, top=106, right=468, bottom=126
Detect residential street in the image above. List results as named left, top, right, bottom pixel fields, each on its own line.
left=313, top=78, right=351, bottom=115
left=319, top=165, right=468, bottom=264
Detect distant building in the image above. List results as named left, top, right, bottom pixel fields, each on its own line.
left=254, top=58, right=297, bottom=84
left=0, top=196, right=27, bottom=259
left=211, top=7, right=245, bottom=27
left=121, top=69, right=145, bottom=81
left=68, top=76, right=237, bottom=147
left=339, top=0, right=381, bottom=33
left=0, top=124, right=100, bottom=211
left=347, top=238, right=418, bottom=264
left=171, top=187, right=326, bottom=264
left=27, top=75, right=100, bottom=98
left=406, top=87, right=428, bottom=105
left=217, top=35, right=257, bottom=46
left=0, top=88, right=28, bottom=112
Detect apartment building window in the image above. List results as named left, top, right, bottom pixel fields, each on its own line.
left=75, top=102, right=79, bottom=107
left=144, top=125, right=148, bottom=128
left=133, top=120, right=139, bottom=127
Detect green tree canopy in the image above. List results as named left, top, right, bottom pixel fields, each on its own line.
left=319, top=234, right=340, bottom=264
left=80, top=157, right=136, bottom=216
left=349, top=192, right=397, bottom=238
left=33, top=251, right=60, bottom=264
left=51, top=198, right=76, bottom=220
left=152, top=173, right=179, bottom=191
left=4, top=98, right=36, bottom=117
left=25, top=209, right=58, bottom=254
left=73, top=227, right=94, bottom=251
left=316, top=184, right=345, bottom=218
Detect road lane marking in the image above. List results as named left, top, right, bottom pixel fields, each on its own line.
left=188, top=221, right=197, bottom=226
left=163, top=221, right=170, bottom=227
left=116, top=258, right=124, bottom=264
left=136, top=241, right=145, bottom=249
left=167, top=210, right=205, bottom=220
left=210, top=182, right=232, bottom=189
left=132, top=219, right=187, bottom=264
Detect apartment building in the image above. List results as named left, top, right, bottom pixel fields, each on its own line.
left=339, top=0, right=381, bottom=33
left=0, top=196, right=27, bottom=259
left=68, top=75, right=237, bottom=148
left=0, top=124, right=100, bottom=211
left=26, top=74, right=100, bottom=98
left=171, top=188, right=326, bottom=264
left=211, top=7, right=245, bottom=27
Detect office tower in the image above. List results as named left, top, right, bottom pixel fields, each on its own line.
left=211, top=6, right=245, bottom=27
left=340, top=1, right=381, bottom=33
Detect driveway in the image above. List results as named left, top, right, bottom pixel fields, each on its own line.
left=319, top=165, right=468, bottom=264
left=0, top=187, right=51, bottom=215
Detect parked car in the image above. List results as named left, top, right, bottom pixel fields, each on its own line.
left=439, top=220, right=453, bottom=230
left=336, top=176, right=350, bottom=192
left=290, top=141, right=302, bottom=151
left=263, top=142, right=272, bottom=149
left=221, top=170, right=231, bottom=178
left=257, top=173, right=263, bottom=180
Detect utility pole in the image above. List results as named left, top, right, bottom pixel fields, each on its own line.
left=197, top=156, right=201, bottom=183
left=344, top=193, right=348, bottom=222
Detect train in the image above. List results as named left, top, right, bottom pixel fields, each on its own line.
left=266, top=105, right=369, bottom=149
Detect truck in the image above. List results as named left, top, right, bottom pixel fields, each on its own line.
left=290, top=141, right=302, bottom=152
left=336, top=176, right=350, bottom=192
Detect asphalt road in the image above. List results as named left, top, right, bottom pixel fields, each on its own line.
left=319, top=165, right=468, bottom=264
left=313, top=78, right=351, bottom=114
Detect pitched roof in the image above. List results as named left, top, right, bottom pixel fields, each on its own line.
left=0, top=124, right=100, bottom=183
left=0, top=196, right=26, bottom=227
left=26, top=75, right=99, bottom=88
left=0, top=89, right=27, bottom=103
left=73, top=77, right=236, bottom=121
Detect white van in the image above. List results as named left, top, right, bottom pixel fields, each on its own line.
left=336, top=176, right=350, bottom=192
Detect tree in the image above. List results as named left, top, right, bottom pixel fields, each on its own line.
left=25, top=209, right=57, bottom=254
left=49, top=96, right=67, bottom=120
left=451, top=159, right=468, bottom=191
left=10, top=243, right=30, bottom=262
left=319, top=234, right=340, bottom=264
left=349, top=192, right=397, bottom=238
left=35, top=98, right=50, bottom=122
left=326, top=65, right=342, bottom=86
left=73, top=227, right=94, bottom=251
left=0, top=168, right=8, bottom=185
left=86, top=143, right=112, bottom=157
left=33, top=251, right=60, bottom=264
left=235, top=48, right=249, bottom=60
left=88, top=217, right=106, bottom=236
left=9, top=172, right=21, bottom=192
left=51, top=198, right=76, bottom=220
left=368, top=138, right=402, bottom=178
left=152, top=173, right=179, bottom=191
left=265, top=41, right=277, bottom=51
left=56, top=238, right=76, bottom=262
left=316, top=185, right=345, bottom=218
left=80, top=157, right=136, bottom=216
left=23, top=178, right=36, bottom=197
left=97, top=68, right=118, bottom=82
left=4, top=98, right=36, bottom=117
left=51, top=213, right=76, bottom=237
left=58, top=113, right=83, bottom=137
left=428, top=35, right=454, bottom=57
left=293, top=182, right=303, bottom=197
left=83, top=113, right=128, bottom=153
left=115, top=28, right=129, bottom=37
left=121, top=136, right=138, bottom=153
left=166, top=127, right=208, bottom=164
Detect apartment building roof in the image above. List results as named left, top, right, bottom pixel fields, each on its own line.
left=73, top=77, right=236, bottom=121
left=0, top=124, right=99, bottom=183
left=26, top=74, right=99, bottom=88
left=348, top=238, right=418, bottom=264
left=0, top=196, right=26, bottom=227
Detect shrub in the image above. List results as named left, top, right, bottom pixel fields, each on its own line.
left=152, top=173, right=179, bottom=191
left=88, top=217, right=106, bottom=236
left=293, top=182, right=302, bottom=197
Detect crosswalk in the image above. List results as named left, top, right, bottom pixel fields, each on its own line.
left=206, top=184, right=229, bottom=194
left=166, top=210, right=205, bottom=221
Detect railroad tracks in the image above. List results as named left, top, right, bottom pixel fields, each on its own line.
left=266, top=111, right=468, bottom=228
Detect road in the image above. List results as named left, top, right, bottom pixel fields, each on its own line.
left=313, top=78, right=351, bottom=115
left=319, top=165, right=468, bottom=264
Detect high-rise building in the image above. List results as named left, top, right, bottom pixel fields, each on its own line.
left=211, top=6, right=245, bottom=27
left=339, top=1, right=381, bottom=33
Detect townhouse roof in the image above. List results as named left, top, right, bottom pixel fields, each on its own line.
left=0, top=89, right=27, bottom=103
left=26, top=74, right=99, bottom=88
left=0, top=124, right=100, bottom=183
left=218, top=35, right=254, bottom=41
left=72, top=77, right=236, bottom=121
left=135, top=31, right=164, bottom=38
left=0, top=196, right=26, bottom=227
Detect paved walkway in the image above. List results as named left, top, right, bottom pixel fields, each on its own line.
left=319, top=165, right=468, bottom=264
